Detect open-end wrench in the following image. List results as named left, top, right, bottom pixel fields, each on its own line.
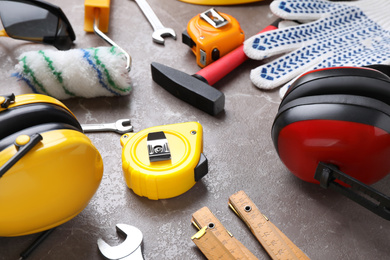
left=132, top=0, right=176, bottom=44
left=81, top=119, right=133, bottom=134
left=98, top=224, right=144, bottom=260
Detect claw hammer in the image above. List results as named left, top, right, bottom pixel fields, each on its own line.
left=151, top=19, right=281, bottom=116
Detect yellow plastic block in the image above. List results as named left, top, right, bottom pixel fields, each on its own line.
left=0, top=29, right=8, bottom=37
left=84, top=0, right=111, bottom=32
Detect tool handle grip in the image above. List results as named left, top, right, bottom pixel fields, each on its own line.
left=196, top=19, right=281, bottom=86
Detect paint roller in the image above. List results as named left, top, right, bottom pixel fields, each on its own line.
left=14, top=0, right=132, bottom=100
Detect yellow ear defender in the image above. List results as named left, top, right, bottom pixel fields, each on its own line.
left=0, top=94, right=103, bottom=237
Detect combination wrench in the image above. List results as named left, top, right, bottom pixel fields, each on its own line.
left=98, top=224, right=144, bottom=260
left=132, top=0, right=176, bottom=44
left=81, top=119, right=133, bottom=134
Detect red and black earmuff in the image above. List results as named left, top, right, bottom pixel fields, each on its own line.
left=0, top=94, right=103, bottom=236
left=272, top=65, right=390, bottom=220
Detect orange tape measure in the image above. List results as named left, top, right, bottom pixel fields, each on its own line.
left=191, top=191, right=310, bottom=260
left=183, top=8, right=244, bottom=68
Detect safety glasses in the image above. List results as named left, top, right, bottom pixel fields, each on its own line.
left=0, top=0, right=75, bottom=50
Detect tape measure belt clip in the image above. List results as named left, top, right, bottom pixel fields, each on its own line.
left=200, top=8, right=228, bottom=28
left=147, top=131, right=171, bottom=162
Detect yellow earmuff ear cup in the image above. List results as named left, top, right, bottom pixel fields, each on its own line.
left=0, top=99, right=81, bottom=139
left=1, top=93, right=76, bottom=115
left=0, top=94, right=103, bottom=237
left=0, top=122, right=81, bottom=152
left=0, top=129, right=103, bottom=237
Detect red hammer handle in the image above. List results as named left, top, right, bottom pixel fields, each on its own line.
left=196, top=19, right=281, bottom=86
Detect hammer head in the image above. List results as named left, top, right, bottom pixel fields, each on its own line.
left=151, top=62, right=225, bottom=116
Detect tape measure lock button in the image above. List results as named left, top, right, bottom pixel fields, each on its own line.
left=211, top=48, right=220, bottom=61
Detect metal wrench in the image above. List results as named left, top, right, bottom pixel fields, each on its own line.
left=98, top=224, right=143, bottom=260
left=132, top=0, right=176, bottom=44
left=81, top=119, right=133, bottom=134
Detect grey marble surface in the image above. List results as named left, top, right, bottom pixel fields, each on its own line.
left=1, top=0, right=389, bottom=259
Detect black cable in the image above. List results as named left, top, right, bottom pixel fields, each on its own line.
left=19, top=228, right=55, bottom=260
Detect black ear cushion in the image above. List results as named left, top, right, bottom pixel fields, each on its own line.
left=280, top=67, right=390, bottom=109
left=273, top=94, right=390, bottom=149
left=0, top=103, right=81, bottom=140
left=0, top=123, right=81, bottom=152
left=365, top=64, right=390, bottom=77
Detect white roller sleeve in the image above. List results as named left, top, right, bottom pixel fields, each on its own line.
left=14, top=46, right=132, bottom=99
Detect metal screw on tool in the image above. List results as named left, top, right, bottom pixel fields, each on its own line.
left=154, top=146, right=163, bottom=153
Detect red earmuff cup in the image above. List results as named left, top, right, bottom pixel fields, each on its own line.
left=276, top=119, right=390, bottom=185
left=272, top=92, right=390, bottom=185
left=272, top=65, right=390, bottom=220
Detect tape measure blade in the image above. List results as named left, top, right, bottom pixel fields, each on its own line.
left=192, top=207, right=257, bottom=260
left=229, top=191, right=306, bottom=260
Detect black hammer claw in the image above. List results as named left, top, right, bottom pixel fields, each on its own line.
left=151, top=62, right=225, bottom=116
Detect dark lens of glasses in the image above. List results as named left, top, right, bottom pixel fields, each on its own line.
left=0, top=1, right=58, bottom=39
left=53, top=17, right=73, bottom=50
left=0, top=0, right=73, bottom=50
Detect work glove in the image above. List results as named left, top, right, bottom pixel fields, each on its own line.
left=243, top=0, right=390, bottom=97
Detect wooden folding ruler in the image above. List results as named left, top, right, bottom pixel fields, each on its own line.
left=191, top=191, right=310, bottom=260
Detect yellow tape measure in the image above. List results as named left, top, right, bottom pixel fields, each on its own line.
left=191, top=191, right=310, bottom=260
left=120, top=122, right=208, bottom=200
